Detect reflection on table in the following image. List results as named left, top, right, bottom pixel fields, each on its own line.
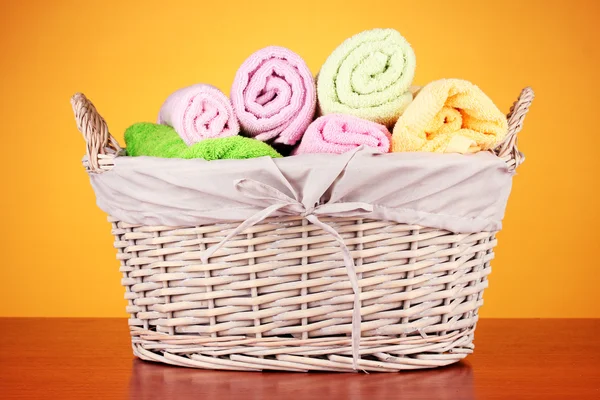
left=129, top=358, right=474, bottom=400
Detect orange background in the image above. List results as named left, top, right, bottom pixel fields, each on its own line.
left=1, top=0, right=598, bottom=317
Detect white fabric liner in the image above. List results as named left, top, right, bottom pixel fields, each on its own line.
left=88, top=146, right=513, bottom=233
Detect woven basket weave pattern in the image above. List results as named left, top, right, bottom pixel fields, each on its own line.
left=73, top=88, right=533, bottom=372
left=116, top=217, right=494, bottom=371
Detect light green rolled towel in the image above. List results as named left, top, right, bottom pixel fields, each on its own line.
left=124, top=123, right=282, bottom=160
left=317, top=28, right=416, bottom=128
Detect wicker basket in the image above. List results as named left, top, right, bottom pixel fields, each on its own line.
left=72, top=88, right=534, bottom=372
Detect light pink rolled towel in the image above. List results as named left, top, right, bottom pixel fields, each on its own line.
left=158, top=84, right=240, bottom=145
left=293, top=114, right=392, bottom=155
left=231, top=46, right=316, bottom=145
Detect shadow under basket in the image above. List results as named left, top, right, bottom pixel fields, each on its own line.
left=72, top=88, right=534, bottom=372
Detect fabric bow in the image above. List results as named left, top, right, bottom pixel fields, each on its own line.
left=201, top=178, right=373, bottom=370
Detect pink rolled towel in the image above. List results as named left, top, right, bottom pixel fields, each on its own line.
left=231, top=46, right=316, bottom=145
left=158, top=84, right=240, bottom=145
left=293, top=114, right=392, bottom=155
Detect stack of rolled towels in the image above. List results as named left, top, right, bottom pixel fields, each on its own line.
left=125, top=28, right=508, bottom=160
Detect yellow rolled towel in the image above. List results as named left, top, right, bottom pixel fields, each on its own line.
left=392, top=79, right=508, bottom=153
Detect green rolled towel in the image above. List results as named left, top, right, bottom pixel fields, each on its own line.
left=317, top=28, right=416, bottom=128
left=124, top=123, right=282, bottom=160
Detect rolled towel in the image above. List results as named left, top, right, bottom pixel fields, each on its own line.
left=317, top=28, right=416, bottom=128
left=392, top=79, right=508, bottom=153
left=231, top=46, right=316, bottom=145
left=125, top=123, right=281, bottom=160
left=158, top=84, right=240, bottom=145
left=293, top=114, right=391, bottom=155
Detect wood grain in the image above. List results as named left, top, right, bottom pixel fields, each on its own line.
left=0, top=319, right=598, bottom=399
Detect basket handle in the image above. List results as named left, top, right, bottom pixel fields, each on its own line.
left=494, top=87, right=535, bottom=170
left=71, top=93, right=123, bottom=173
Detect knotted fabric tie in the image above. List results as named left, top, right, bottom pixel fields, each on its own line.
left=200, top=178, right=373, bottom=370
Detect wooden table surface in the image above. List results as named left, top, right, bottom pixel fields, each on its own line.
left=0, top=318, right=598, bottom=399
